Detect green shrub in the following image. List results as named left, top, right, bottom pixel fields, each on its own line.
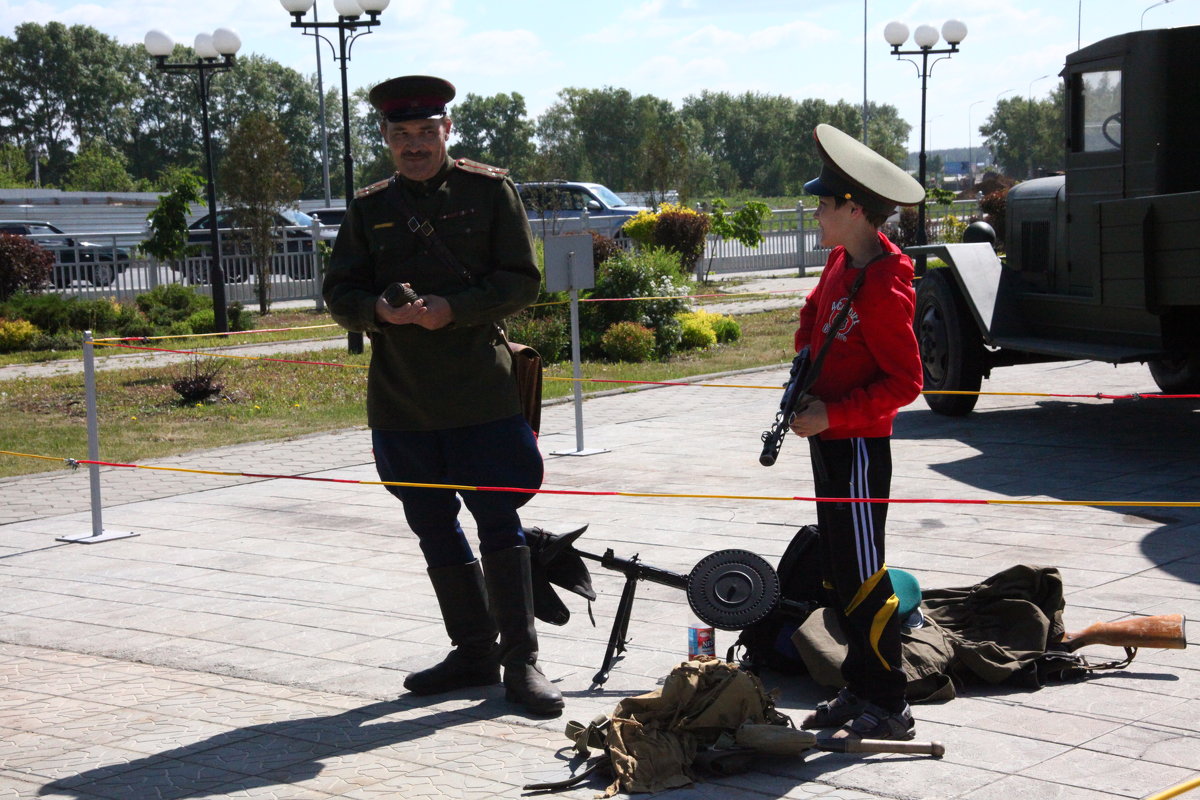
left=0, top=233, right=53, bottom=302
left=0, top=292, right=72, bottom=334
left=28, top=330, right=79, bottom=351
left=227, top=302, right=253, bottom=333
left=600, top=321, right=656, bottom=362
left=115, top=305, right=154, bottom=338
left=711, top=314, right=741, bottom=343
left=135, top=283, right=212, bottom=327
left=186, top=309, right=217, bottom=335
left=0, top=317, right=40, bottom=352
left=66, top=297, right=123, bottom=333
left=166, top=320, right=193, bottom=337
left=679, top=314, right=717, bottom=350
left=506, top=310, right=570, bottom=362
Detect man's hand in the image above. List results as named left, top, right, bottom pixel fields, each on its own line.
left=788, top=397, right=829, bottom=438
left=374, top=291, right=455, bottom=330
left=411, top=294, right=454, bottom=330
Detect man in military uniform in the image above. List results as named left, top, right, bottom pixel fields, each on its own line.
left=323, top=75, right=561, bottom=715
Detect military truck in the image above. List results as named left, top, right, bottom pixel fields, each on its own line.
left=909, top=25, right=1200, bottom=416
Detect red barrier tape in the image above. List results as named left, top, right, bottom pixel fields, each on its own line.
left=24, top=454, right=1194, bottom=508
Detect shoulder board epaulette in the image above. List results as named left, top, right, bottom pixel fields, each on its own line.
left=354, top=176, right=393, bottom=199
left=454, top=158, right=509, bottom=179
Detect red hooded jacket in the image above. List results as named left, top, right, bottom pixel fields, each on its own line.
left=794, top=231, right=923, bottom=439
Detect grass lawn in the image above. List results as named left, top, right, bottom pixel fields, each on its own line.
left=0, top=308, right=799, bottom=479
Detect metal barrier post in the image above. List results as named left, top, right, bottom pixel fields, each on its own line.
left=312, top=220, right=325, bottom=312
left=57, top=331, right=138, bottom=544
left=544, top=237, right=606, bottom=457
left=796, top=202, right=806, bottom=275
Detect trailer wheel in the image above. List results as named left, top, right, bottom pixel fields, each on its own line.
left=914, top=268, right=985, bottom=416
left=1149, top=355, right=1200, bottom=394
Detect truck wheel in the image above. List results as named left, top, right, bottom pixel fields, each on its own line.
left=1148, top=356, right=1200, bottom=394
left=914, top=269, right=985, bottom=416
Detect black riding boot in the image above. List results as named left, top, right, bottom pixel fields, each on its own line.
left=403, top=560, right=500, bottom=696
left=482, top=546, right=565, bottom=715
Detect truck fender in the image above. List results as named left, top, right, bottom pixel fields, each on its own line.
left=907, top=243, right=1005, bottom=344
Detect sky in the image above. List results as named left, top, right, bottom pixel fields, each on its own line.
left=2, top=0, right=1197, bottom=158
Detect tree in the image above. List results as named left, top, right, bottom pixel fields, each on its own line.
left=349, top=86, right=392, bottom=190
left=452, top=92, right=537, bottom=175
left=0, top=142, right=31, bottom=188
left=209, top=55, right=323, bottom=198
left=980, top=87, right=1065, bottom=179
left=536, top=87, right=668, bottom=189
left=0, top=23, right=137, bottom=187
left=142, top=167, right=205, bottom=266
left=126, top=47, right=212, bottom=188
left=220, top=113, right=301, bottom=314
left=63, top=139, right=137, bottom=192
left=631, top=96, right=690, bottom=205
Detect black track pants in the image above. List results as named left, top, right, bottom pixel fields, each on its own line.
left=809, top=435, right=906, bottom=710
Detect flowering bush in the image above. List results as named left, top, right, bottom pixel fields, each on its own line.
left=580, top=247, right=688, bottom=358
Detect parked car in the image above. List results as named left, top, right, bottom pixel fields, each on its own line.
left=185, top=208, right=336, bottom=282
left=306, top=206, right=346, bottom=227
left=0, top=219, right=131, bottom=287
left=516, top=181, right=647, bottom=231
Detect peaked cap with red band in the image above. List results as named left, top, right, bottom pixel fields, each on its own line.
left=369, top=75, right=456, bottom=123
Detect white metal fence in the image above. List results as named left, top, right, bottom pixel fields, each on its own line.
left=30, top=225, right=329, bottom=308
left=22, top=199, right=983, bottom=306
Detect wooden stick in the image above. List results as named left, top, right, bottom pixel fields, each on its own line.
left=735, top=725, right=945, bottom=758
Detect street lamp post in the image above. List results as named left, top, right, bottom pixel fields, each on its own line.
left=1141, top=0, right=1175, bottom=29
left=281, top=0, right=389, bottom=354
left=968, top=99, right=986, bottom=179
left=884, top=19, right=967, bottom=246
left=145, top=28, right=241, bottom=333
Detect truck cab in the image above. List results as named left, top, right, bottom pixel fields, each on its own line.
left=910, top=25, right=1200, bottom=415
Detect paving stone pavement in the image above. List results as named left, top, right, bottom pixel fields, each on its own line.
left=2, top=282, right=1199, bottom=799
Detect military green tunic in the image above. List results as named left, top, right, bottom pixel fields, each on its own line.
left=323, top=155, right=540, bottom=431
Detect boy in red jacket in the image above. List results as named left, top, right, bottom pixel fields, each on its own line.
left=789, top=124, right=925, bottom=740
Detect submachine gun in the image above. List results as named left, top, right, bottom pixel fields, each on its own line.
left=759, top=346, right=811, bottom=467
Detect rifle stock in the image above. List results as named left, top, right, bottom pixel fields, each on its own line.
left=1060, top=613, right=1186, bottom=652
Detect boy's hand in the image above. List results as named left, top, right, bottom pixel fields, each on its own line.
left=789, top=397, right=829, bottom=437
